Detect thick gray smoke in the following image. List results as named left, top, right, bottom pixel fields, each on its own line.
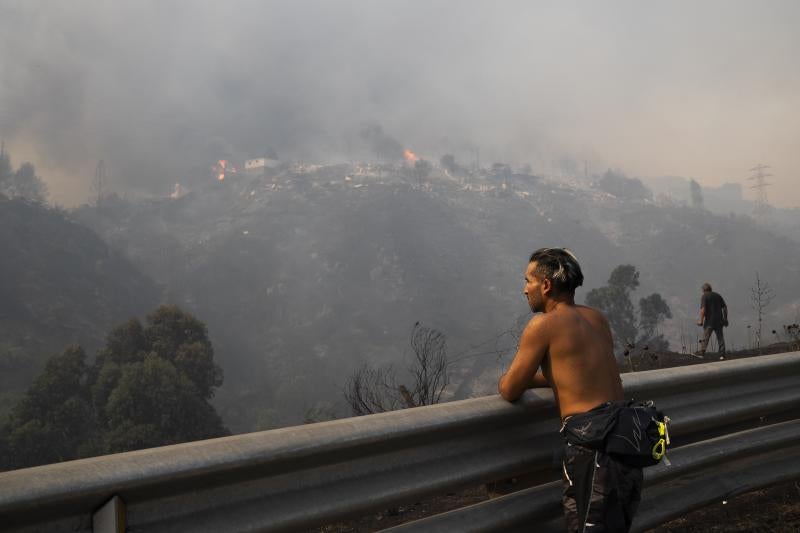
left=1, top=1, right=799, bottom=206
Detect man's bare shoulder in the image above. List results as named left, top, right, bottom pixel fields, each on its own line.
left=520, top=313, right=555, bottom=342
left=522, top=312, right=547, bottom=331
left=575, top=304, right=609, bottom=322
left=574, top=304, right=614, bottom=341
left=544, top=303, right=608, bottom=325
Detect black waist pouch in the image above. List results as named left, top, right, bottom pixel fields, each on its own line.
left=562, top=400, right=670, bottom=468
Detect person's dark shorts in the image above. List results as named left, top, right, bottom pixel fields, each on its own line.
left=562, top=443, right=643, bottom=532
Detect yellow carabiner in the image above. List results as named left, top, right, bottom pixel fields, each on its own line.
left=652, top=438, right=665, bottom=460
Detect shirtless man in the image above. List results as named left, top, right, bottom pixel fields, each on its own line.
left=499, top=248, right=642, bottom=532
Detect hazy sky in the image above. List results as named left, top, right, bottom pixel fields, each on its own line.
left=1, top=1, right=798, bottom=207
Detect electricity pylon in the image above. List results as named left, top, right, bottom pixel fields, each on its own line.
left=747, top=164, right=772, bottom=223
left=92, top=160, right=107, bottom=206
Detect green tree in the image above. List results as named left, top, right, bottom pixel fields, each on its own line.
left=104, top=318, right=148, bottom=362
left=1, top=347, right=95, bottom=468
left=11, top=162, right=48, bottom=203
left=586, top=265, right=639, bottom=348
left=0, top=151, right=48, bottom=204
left=585, top=265, right=672, bottom=353
left=103, top=354, right=225, bottom=452
left=638, top=293, right=672, bottom=350
left=0, top=306, right=228, bottom=471
left=144, top=305, right=223, bottom=400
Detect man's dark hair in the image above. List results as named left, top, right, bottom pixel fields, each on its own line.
left=702, top=283, right=712, bottom=292
left=529, top=248, right=584, bottom=294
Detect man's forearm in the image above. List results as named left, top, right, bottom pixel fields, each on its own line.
left=499, top=370, right=549, bottom=401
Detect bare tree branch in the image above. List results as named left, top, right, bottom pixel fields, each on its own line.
left=343, top=363, right=400, bottom=415
left=343, top=322, right=449, bottom=416
left=409, top=322, right=448, bottom=407
left=751, top=272, right=775, bottom=350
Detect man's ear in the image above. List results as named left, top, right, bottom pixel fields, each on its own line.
left=541, top=277, right=553, bottom=296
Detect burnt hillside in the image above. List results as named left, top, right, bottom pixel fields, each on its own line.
left=72, top=168, right=800, bottom=429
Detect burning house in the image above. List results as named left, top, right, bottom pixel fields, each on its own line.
left=213, top=159, right=237, bottom=181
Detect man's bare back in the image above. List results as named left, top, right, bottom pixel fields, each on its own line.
left=498, top=260, right=623, bottom=418
left=534, top=304, right=622, bottom=418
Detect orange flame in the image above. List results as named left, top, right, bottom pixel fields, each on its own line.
left=403, top=149, right=419, bottom=163
left=216, top=160, right=228, bottom=181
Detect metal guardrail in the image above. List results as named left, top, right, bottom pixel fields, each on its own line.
left=385, top=419, right=800, bottom=532
left=1, top=351, right=799, bottom=532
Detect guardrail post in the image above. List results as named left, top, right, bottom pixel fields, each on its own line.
left=93, top=495, right=125, bottom=533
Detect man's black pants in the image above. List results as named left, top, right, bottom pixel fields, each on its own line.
left=562, top=443, right=643, bottom=532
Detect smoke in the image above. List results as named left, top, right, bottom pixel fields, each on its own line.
left=1, top=0, right=799, bottom=206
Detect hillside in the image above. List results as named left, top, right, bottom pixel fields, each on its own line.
left=0, top=197, right=161, bottom=412
left=72, top=166, right=800, bottom=430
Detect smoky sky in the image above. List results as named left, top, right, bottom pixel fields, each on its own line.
left=1, top=1, right=799, bottom=206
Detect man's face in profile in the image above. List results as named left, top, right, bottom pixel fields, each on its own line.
left=524, top=261, right=545, bottom=313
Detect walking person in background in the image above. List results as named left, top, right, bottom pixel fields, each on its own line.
left=695, top=282, right=728, bottom=360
